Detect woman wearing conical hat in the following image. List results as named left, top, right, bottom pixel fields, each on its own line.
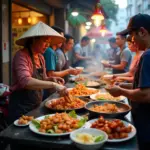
left=8, top=22, right=67, bottom=124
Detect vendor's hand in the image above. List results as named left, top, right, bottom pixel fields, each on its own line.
left=105, top=85, right=122, bottom=97
left=68, top=68, right=79, bottom=75
left=52, top=77, right=65, bottom=85
left=75, top=69, right=83, bottom=74
left=103, top=63, right=111, bottom=68
left=55, top=85, right=68, bottom=96
left=112, top=75, right=117, bottom=79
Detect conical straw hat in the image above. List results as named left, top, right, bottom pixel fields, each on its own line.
left=16, top=21, right=65, bottom=46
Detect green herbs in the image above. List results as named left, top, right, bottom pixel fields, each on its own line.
left=32, top=119, right=40, bottom=129
left=78, top=118, right=87, bottom=128
left=94, top=135, right=104, bottom=142
left=68, top=110, right=77, bottom=118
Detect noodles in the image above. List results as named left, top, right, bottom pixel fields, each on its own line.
left=69, top=84, right=98, bottom=96
left=90, top=103, right=119, bottom=113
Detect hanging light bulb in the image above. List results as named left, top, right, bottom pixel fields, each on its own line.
left=85, top=25, right=90, bottom=30
left=28, top=17, right=32, bottom=23
left=28, top=12, right=32, bottom=24
left=100, top=25, right=107, bottom=37
left=71, top=11, right=79, bottom=17
left=86, top=21, right=92, bottom=26
left=18, top=12, right=22, bottom=25
left=91, top=2, right=104, bottom=26
left=94, top=19, right=101, bottom=27
left=91, top=38, right=96, bottom=43
left=18, top=18, right=22, bottom=25
left=32, top=17, right=37, bottom=24
left=91, top=10, right=104, bottom=20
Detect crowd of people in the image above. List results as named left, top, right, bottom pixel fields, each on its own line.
left=2, top=13, right=150, bottom=150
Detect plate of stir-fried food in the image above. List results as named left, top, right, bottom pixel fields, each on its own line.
left=84, top=116, right=136, bottom=142
left=45, top=95, right=86, bottom=111
left=85, top=101, right=131, bottom=118
left=67, top=84, right=99, bottom=97
left=90, top=92, right=126, bottom=102
left=29, top=111, right=87, bottom=136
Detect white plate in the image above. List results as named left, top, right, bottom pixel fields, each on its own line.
left=29, top=114, right=84, bottom=136
left=75, top=67, right=84, bottom=71
left=86, top=81, right=100, bottom=87
left=101, top=60, right=109, bottom=64
left=90, top=92, right=126, bottom=102
left=84, top=118, right=136, bottom=142
left=69, top=76, right=76, bottom=82
left=14, top=119, right=30, bottom=127
left=67, top=88, right=99, bottom=97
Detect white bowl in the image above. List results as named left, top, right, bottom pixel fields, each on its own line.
left=70, top=128, right=108, bottom=150
left=76, top=67, right=84, bottom=71
left=101, top=60, right=109, bottom=64
left=103, top=74, right=113, bottom=79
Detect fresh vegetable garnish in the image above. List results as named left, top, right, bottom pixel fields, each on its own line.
left=68, top=110, right=77, bottom=118
left=94, top=135, right=104, bottom=142
left=78, top=118, right=87, bottom=128
left=47, top=129, right=55, bottom=134
left=32, top=119, right=40, bottom=129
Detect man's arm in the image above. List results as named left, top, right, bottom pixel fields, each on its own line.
left=75, top=53, right=90, bottom=61
left=47, top=70, right=70, bottom=78
left=120, top=87, right=150, bottom=103
left=110, top=61, right=127, bottom=70
left=117, top=76, right=134, bottom=82
left=114, top=72, right=132, bottom=77
left=119, top=83, right=133, bottom=89
left=47, top=68, right=80, bottom=78
left=110, top=53, right=150, bottom=103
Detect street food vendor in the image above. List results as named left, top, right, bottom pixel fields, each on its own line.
left=8, top=21, right=67, bottom=124
left=106, top=14, right=150, bottom=150
left=72, top=36, right=92, bottom=67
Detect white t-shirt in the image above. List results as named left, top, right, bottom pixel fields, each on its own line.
left=73, top=43, right=88, bottom=63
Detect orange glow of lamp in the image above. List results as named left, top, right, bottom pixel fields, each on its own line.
left=28, top=12, right=32, bottom=24
left=18, top=12, right=22, bottom=25
left=18, top=18, right=22, bottom=25
left=91, top=2, right=104, bottom=27
left=100, top=25, right=107, bottom=37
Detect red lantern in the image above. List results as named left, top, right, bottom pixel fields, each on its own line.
left=91, top=2, right=104, bottom=26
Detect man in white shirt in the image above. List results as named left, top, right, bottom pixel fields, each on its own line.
left=73, top=36, right=91, bottom=67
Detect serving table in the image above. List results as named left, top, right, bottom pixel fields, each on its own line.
left=0, top=83, right=139, bottom=150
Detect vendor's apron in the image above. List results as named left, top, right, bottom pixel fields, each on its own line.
left=112, top=49, right=126, bottom=74
left=62, top=51, right=69, bottom=82
left=8, top=56, right=44, bottom=124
